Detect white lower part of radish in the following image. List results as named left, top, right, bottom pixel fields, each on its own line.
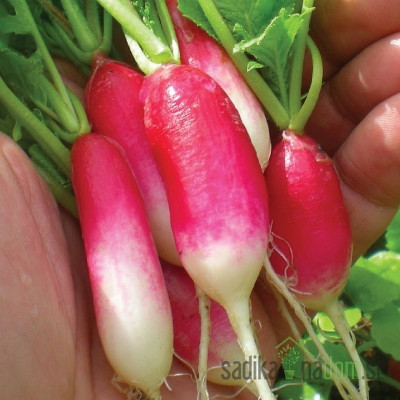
left=90, top=245, right=173, bottom=398
left=181, top=242, right=266, bottom=308
left=71, top=133, right=174, bottom=400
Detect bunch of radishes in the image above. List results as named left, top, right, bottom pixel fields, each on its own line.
left=66, top=2, right=369, bottom=400
left=73, top=56, right=275, bottom=399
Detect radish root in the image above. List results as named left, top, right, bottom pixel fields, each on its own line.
left=196, top=285, right=211, bottom=400
left=324, top=301, right=369, bottom=400
left=270, top=286, right=351, bottom=400
left=228, top=300, right=276, bottom=400
left=263, top=256, right=362, bottom=400
left=111, top=375, right=148, bottom=399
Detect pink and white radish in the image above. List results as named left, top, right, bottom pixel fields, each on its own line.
left=84, top=56, right=180, bottom=265
left=141, top=63, right=274, bottom=400
left=265, top=131, right=352, bottom=311
left=166, top=0, right=271, bottom=170
left=71, top=133, right=174, bottom=400
left=264, top=130, right=367, bottom=400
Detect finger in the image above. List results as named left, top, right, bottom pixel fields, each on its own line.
left=334, top=93, right=400, bottom=260
left=0, top=134, right=76, bottom=399
left=311, top=0, right=400, bottom=76
left=305, top=33, right=400, bottom=154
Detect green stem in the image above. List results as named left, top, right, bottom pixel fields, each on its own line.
left=197, top=0, right=289, bottom=130
left=39, top=0, right=113, bottom=64
left=60, top=0, right=99, bottom=52
left=31, top=98, right=59, bottom=123
left=39, top=76, right=80, bottom=134
left=40, top=22, right=88, bottom=72
left=97, top=0, right=173, bottom=64
left=123, top=31, right=161, bottom=75
left=34, top=79, right=89, bottom=142
left=46, top=20, right=95, bottom=65
left=44, top=90, right=89, bottom=143
left=101, top=10, right=114, bottom=57
left=86, top=0, right=102, bottom=39
left=36, top=0, right=72, bottom=35
left=288, top=0, right=314, bottom=118
left=275, top=59, right=290, bottom=113
left=288, top=36, right=323, bottom=133
left=0, top=77, right=71, bottom=177
left=29, top=144, right=78, bottom=218
left=69, top=89, right=90, bottom=134
left=155, top=0, right=180, bottom=62
left=18, top=0, right=75, bottom=112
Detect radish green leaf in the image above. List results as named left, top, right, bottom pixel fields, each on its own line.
left=345, top=252, right=400, bottom=313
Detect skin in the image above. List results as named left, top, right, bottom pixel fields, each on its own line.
left=1, top=1, right=400, bottom=398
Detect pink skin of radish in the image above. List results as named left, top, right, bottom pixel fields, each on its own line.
left=265, top=130, right=368, bottom=400
left=162, top=261, right=278, bottom=390
left=165, top=0, right=271, bottom=170
left=264, top=130, right=353, bottom=311
left=84, top=56, right=180, bottom=266
left=264, top=131, right=371, bottom=400
left=71, top=133, right=174, bottom=400
left=142, top=64, right=274, bottom=399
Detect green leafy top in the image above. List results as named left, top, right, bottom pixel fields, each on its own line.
left=177, top=0, right=322, bottom=132
left=0, top=0, right=88, bottom=216
left=35, top=0, right=113, bottom=73
left=0, top=0, right=183, bottom=218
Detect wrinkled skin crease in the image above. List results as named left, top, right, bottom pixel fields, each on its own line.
left=2, top=1, right=400, bottom=397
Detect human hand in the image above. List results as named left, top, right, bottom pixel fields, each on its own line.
left=305, top=0, right=400, bottom=259
left=1, top=1, right=400, bottom=399
left=0, top=134, right=271, bottom=400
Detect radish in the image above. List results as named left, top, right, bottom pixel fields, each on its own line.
left=263, top=130, right=367, bottom=400
left=141, top=63, right=274, bottom=400
left=165, top=0, right=271, bottom=170
left=70, top=133, right=174, bottom=400
left=162, top=261, right=279, bottom=392
left=265, top=131, right=352, bottom=311
left=84, top=56, right=180, bottom=265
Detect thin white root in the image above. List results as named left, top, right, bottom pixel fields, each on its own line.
left=270, top=287, right=350, bottom=400
left=196, top=285, right=211, bottom=400
left=111, top=375, right=147, bottom=399
left=228, top=299, right=276, bottom=400
left=324, top=301, right=369, bottom=400
left=209, top=383, right=252, bottom=399
left=172, top=352, right=198, bottom=381
left=263, top=256, right=362, bottom=400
